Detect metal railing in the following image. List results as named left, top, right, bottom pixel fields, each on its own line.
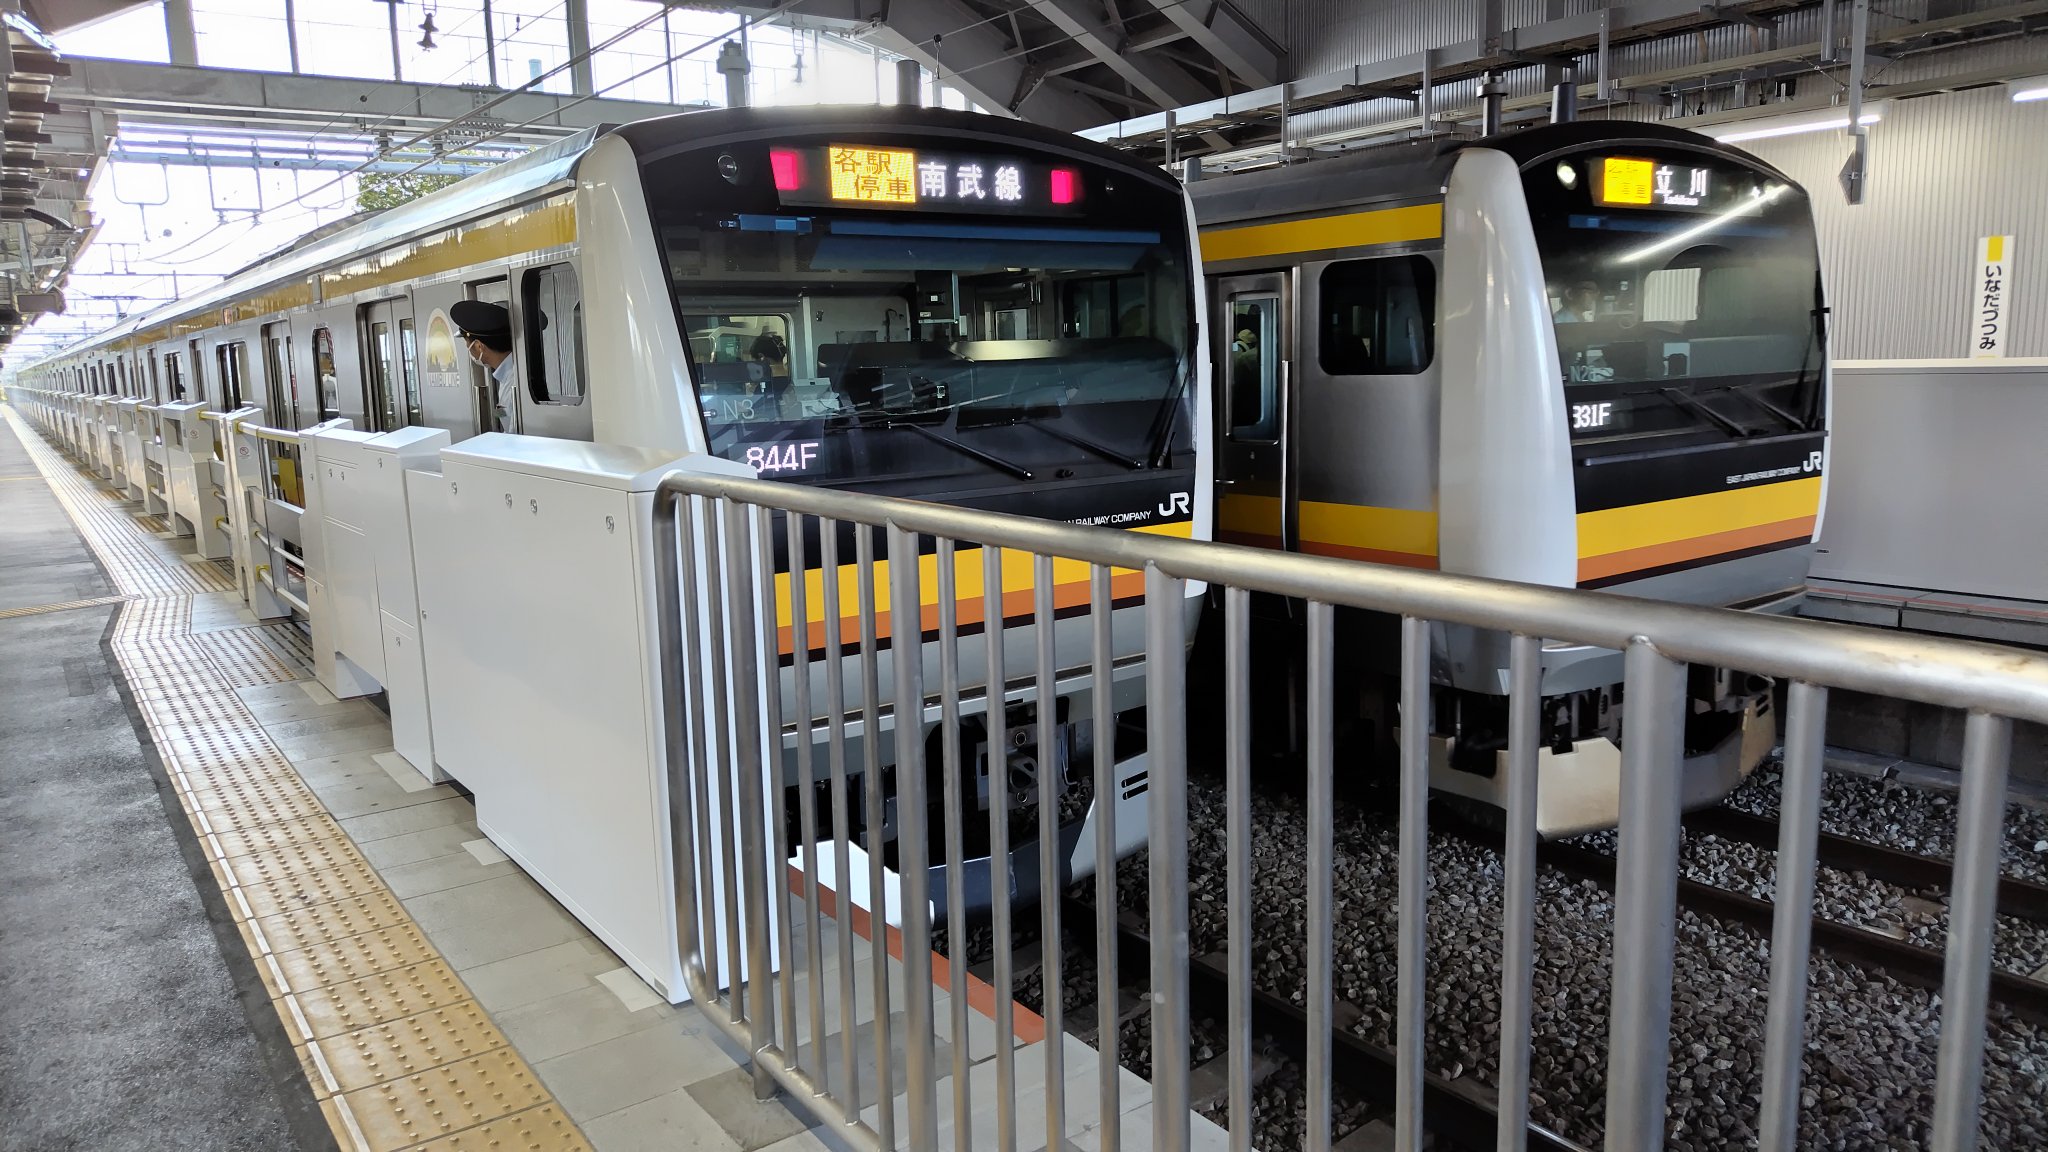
left=653, top=468, right=2048, bottom=1152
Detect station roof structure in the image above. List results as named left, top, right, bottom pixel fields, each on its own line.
left=4, top=0, right=2042, bottom=363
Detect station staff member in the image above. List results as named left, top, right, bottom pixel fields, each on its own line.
left=451, top=299, right=519, bottom=432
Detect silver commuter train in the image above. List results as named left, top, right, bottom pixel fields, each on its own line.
left=1189, top=121, right=1829, bottom=835
left=15, top=105, right=1216, bottom=914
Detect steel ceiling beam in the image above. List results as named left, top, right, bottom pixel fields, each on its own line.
left=1022, top=0, right=1218, bottom=110
left=865, top=0, right=1112, bottom=128
left=52, top=58, right=698, bottom=143
left=1135, top=0, right=1282, bottom=88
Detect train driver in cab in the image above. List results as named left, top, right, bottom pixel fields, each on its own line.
left=451, top=299, right=519, bottom=432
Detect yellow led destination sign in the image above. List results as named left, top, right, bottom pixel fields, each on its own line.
left=1597, top=156, right=1656, bottom=206
left=1590, top=154, right=1720, bottom=211
left=828, top=146, right=918, bottom=204
left=778, top=144, right=1086, bottom=215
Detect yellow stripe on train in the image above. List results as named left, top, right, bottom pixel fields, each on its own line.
left=1576, top=476, right=1821, bottom=582
left=770, top=519, right=1194, bottom=632
left=1200, top=203, right=1443, bottom=264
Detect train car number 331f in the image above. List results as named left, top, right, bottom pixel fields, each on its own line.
left=1571, top=401, right=1616, bottom=431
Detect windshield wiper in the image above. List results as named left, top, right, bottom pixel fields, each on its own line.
left=1729, top=382, right=1807, bottom=431
left=1142, top=355, right=1192, bottom=468
left=1657, top=386, right=1756, bottom=437
left=898, top=420, right=1035, bottom=481
left=1015, top=419, right=1145, bottom=470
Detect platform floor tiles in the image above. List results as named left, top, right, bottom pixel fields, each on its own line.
left=0, top=410, right=831, bottom=1152
left=4, top=407, right=1228, bottom=1152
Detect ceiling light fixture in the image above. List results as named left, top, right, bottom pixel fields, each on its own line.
left=1701, top=103, right=1888, bottom=144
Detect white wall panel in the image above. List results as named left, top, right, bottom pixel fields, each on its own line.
left=1740, top=85, right=2047, bottom=359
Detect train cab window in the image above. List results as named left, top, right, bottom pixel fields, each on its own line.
left=1226, top=294, right=1281, bottom=440
left=1318, top=256, right=1436, bottom=375
left=1522, top=150, right=1823, bottom=443
left=684, top=313, right=793, bottom=419
left=522, top=263, right=585, bottom=404
left=312, top=328, right=339, bottom=421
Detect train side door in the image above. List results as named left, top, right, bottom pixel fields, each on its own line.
left=468, top=278, right=513, bottom=435
left=1212, top=272, right=1296, bottom=551
left=262, top=322, right=299, bottom=429
left=357, top=297, right=414, bottom=432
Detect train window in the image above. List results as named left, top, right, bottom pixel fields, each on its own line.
left=312, top=328, right=338, bottom=420
left=1318, top=256, right=1436, bottom=376
left=148, top=354, right=160, bottom=402
left=216, top=342, right=248, bottom=410
left=188, top=340, right=207, bottom=402
left=1061, top=275, right=1151, bottom=338
left=1521, top=149, right=1823, bottom=443
left=398, top=318, right=422, bottom=425
left=262, top=324, right=297, bottom=429
left=1226, top=294, right=1281, bottom=440
left=522, top=263, right=586, bottom=405
left=683, top=313, right=792, bottom=419
left=164, top=353, right=185, bottom=401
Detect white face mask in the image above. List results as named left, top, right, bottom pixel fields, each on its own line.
left=466, top=341, right=489, bottom=367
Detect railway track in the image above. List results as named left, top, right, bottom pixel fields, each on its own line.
left=1051, top=894, right=1592, bottom=1152
left=1683, top=805, right=2048, bottom=927
left=1440, top=811, right=2048, bottom=1023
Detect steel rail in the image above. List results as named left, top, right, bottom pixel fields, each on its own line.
left=652, top=472, right=2048, bottom=726
left=1685, top=805, right=2048, bottom=927
left=1444, top=821, right=2048, bottom=1023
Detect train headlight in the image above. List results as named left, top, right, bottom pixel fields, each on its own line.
left=1556, top=162, right=1578, bottom=189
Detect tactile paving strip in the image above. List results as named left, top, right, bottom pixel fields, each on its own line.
left=0, top=593, right=131, bottom=620
left=6, top=409, right=589, bottom=1152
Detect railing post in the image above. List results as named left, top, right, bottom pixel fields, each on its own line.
left=1395, top=615, right=1429, bottom=1151
left=1759, top=680, right=1828, bottom=1152
left=720, top=498, right=779, bottom=1100
left=1931, top=711, right=2013, bottom=1152
left=1496, top=634, right=1541, bottom=1152
left=888, top=522, right=938, bottom=1152
left=1603, top=638, right=1687, bottom=1152
left=1145, top=564, right=1190, bottom=1152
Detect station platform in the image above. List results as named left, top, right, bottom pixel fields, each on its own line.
left=1, top=405, right=1197, bottom=1152
left=0, top=408, right=811, bottom=1152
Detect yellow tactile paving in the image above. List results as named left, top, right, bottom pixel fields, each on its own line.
left=253, top=890, right=417, bottom=955
left=0, top=593, right=131, bottom=619
left=221, top=835, right=374, bottom=885
left=185, top=781, right=334, bottom=824
left=290, top=958, right=472, bottom=1040
left=408, top=1105, right=594, bottom=1152
left=194, top=625, right=306, bottom=685
left=208, top=812, right=350, bottom=860
left=327, top=1047, right=556, bottom=1150
left=301, top=1001, right=512, bottom=1097
left=234, top=857, right=390, bottom=920
left=6, top=408, right=591, bottom=1152
left=272, top=921, right=440, bottom=992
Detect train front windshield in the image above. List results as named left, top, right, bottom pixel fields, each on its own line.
left=642, top=138, right=1195, bottom=492
left=1523, top=148, right=1825, bottom=446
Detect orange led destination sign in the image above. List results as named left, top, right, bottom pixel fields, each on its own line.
left=1597, top=156, right=1656, bottom=206
left=828, top=146, right=918, bottom=205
